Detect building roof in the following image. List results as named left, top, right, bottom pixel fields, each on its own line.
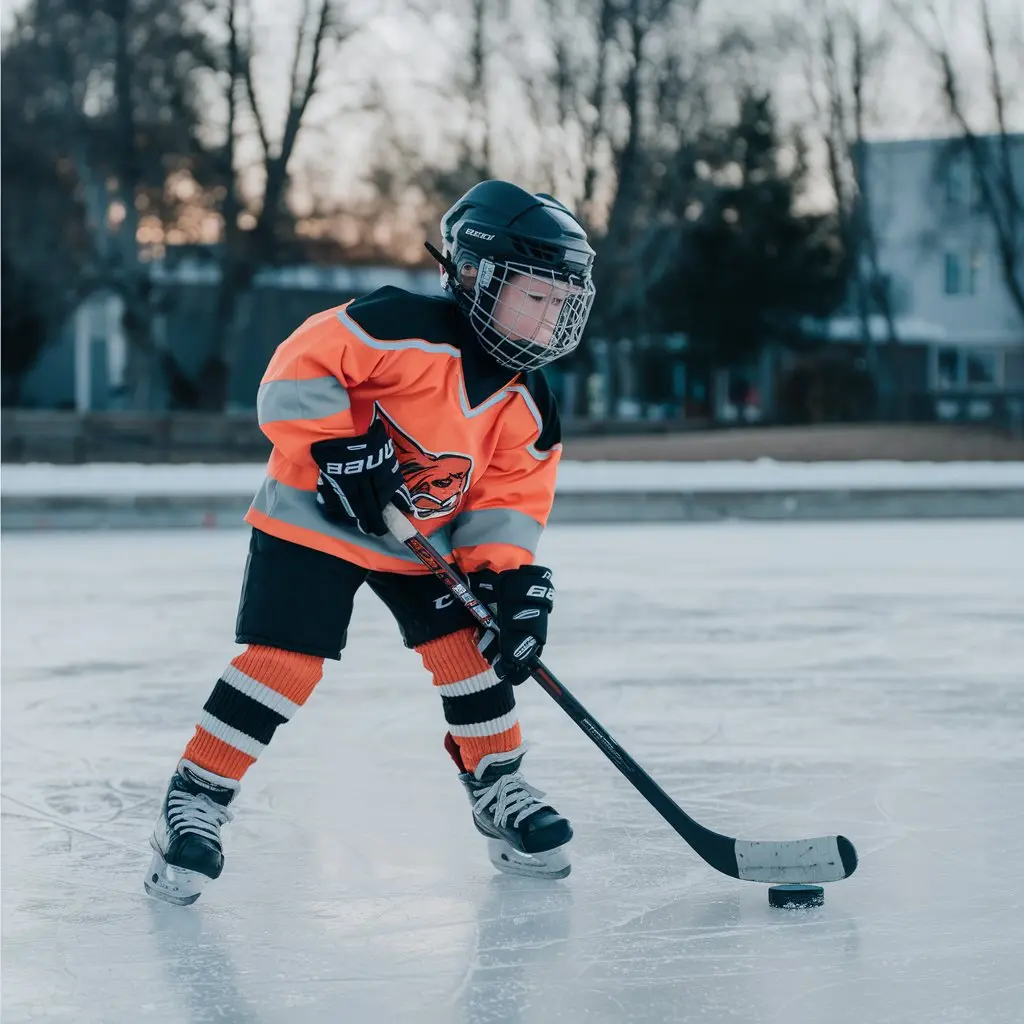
left=861, top=133, right=1024, bottom=152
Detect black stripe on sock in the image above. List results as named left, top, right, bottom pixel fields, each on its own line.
left=204, top=679, right=289, bottom=745
left=441, top=681, right=516, bottom=727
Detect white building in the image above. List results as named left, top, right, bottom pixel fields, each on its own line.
left=858, top=134, right=1024, bottom=394
left=22, top=257, right=440, bottom=412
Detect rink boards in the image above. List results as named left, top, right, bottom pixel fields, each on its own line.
left=4, top=459, right=1024, bottom=532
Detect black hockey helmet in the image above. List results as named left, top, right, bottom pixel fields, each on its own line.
left=428, top=180, right=597, bottom=371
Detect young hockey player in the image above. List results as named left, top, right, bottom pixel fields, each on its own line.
left=144, top=180, right=597, bottom=904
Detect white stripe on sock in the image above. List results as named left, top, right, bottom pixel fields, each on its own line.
left=448, top=710, right=520, bottom=738
left=434, top=668, right=503, bottom=698
left=197, top=712, right=267, bottom=758
left=222, top=664, right=302, bottom=719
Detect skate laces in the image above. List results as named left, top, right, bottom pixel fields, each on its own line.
left=167, top=789, right=234, bottom=841
left=472, top=771, right=546, bottom=829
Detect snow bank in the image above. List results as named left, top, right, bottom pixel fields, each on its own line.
left=2, top=459, right=1023, bottom=497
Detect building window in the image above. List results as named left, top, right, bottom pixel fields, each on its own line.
left=966, top=350, right=1000, bottom=387
left=945, top=158, right=970, bottom=210
left=943, top=251, right=981, bottom=296
left=934, top=347, right=1003, bottom=390
left=944, top=252, right=963, bottom=295
left=936, top=347, right=961, bottom=388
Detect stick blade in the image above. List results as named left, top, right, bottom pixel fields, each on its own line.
left=735, top=834, right=858, bottom=884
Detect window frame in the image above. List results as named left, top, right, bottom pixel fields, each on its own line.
left=931, top=346, right=1005, bottom=392
left=943, top=249, right=982, bottom=297
left=943, top=252, right=963, bottom=296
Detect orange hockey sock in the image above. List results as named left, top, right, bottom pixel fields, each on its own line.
left=182, top=645, right=324, bottom=781
left=417, top=628, right=521, bottom=773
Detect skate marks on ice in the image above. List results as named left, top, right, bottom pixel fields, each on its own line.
left=449, top=876, right=576, bottom=1024
left=2, top=523, right=1024, bottom=1023
left=4, top=749, right=1017, bottom=1024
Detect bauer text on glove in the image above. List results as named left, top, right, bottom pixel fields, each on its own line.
left=310, top=419, right=411, bottom=536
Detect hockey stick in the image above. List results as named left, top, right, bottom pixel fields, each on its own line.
left=382, top=505, right=858, bottom=885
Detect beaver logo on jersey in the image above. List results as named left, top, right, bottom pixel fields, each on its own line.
left=374, top=406, right=473, bottom=520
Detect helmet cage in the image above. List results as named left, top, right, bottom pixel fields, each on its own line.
left=451, top=255, right=595, bottom=371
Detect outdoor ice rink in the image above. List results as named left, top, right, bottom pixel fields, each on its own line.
left=2, top=520, right=1023, bottom=1024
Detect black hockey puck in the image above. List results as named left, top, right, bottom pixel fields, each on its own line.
left=768, top=884, right=824, bottom=909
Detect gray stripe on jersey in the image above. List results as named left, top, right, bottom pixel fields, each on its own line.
left=250, top=477, right=455, bottom=563
left=257, top=377, right=351, bottom=426
left=450, top=508, right=543, bottom=555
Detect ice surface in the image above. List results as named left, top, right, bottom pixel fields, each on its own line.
left=2, top=521, right=1023, bottom=1024
left=3, top=459, right=1024, bottom=497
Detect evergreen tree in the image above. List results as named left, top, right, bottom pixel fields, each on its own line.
left=644, top=91, right=847, bottom=369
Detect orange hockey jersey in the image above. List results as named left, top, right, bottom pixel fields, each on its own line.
left=245, top=286, right=562, bottom=575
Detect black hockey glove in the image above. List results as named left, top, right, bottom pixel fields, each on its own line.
left=471, top=565, right=554, bottom=685
left=310, top=420, right=411, bottom=537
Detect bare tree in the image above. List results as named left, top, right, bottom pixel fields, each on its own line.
left=561, top=0, right=623, bottom=224
left=365, top=0, right=700, bottom=238
left=893, top=0, right=1024, bottom=325
left=465, top=0, right=500, bottom=178
left=514, top=0, right=707, bottom=230
left=592, top=0, right=707, bottom=339
left=332, top=0, right=559, bottom=258
left=793, top=1, right=901, bottom=413
left=193, top=0, right=362, bottom=410
left=1, top=0, right=215, bottom=407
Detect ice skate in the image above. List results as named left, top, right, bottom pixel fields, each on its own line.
left=144, top=759, right=238, bottom=906
left=454, top=741, right=572, bottom=879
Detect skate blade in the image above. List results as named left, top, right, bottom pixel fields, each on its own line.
left=487, top=839, right=571, bottom=879
left=143, top=843, right=209, bottom=906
